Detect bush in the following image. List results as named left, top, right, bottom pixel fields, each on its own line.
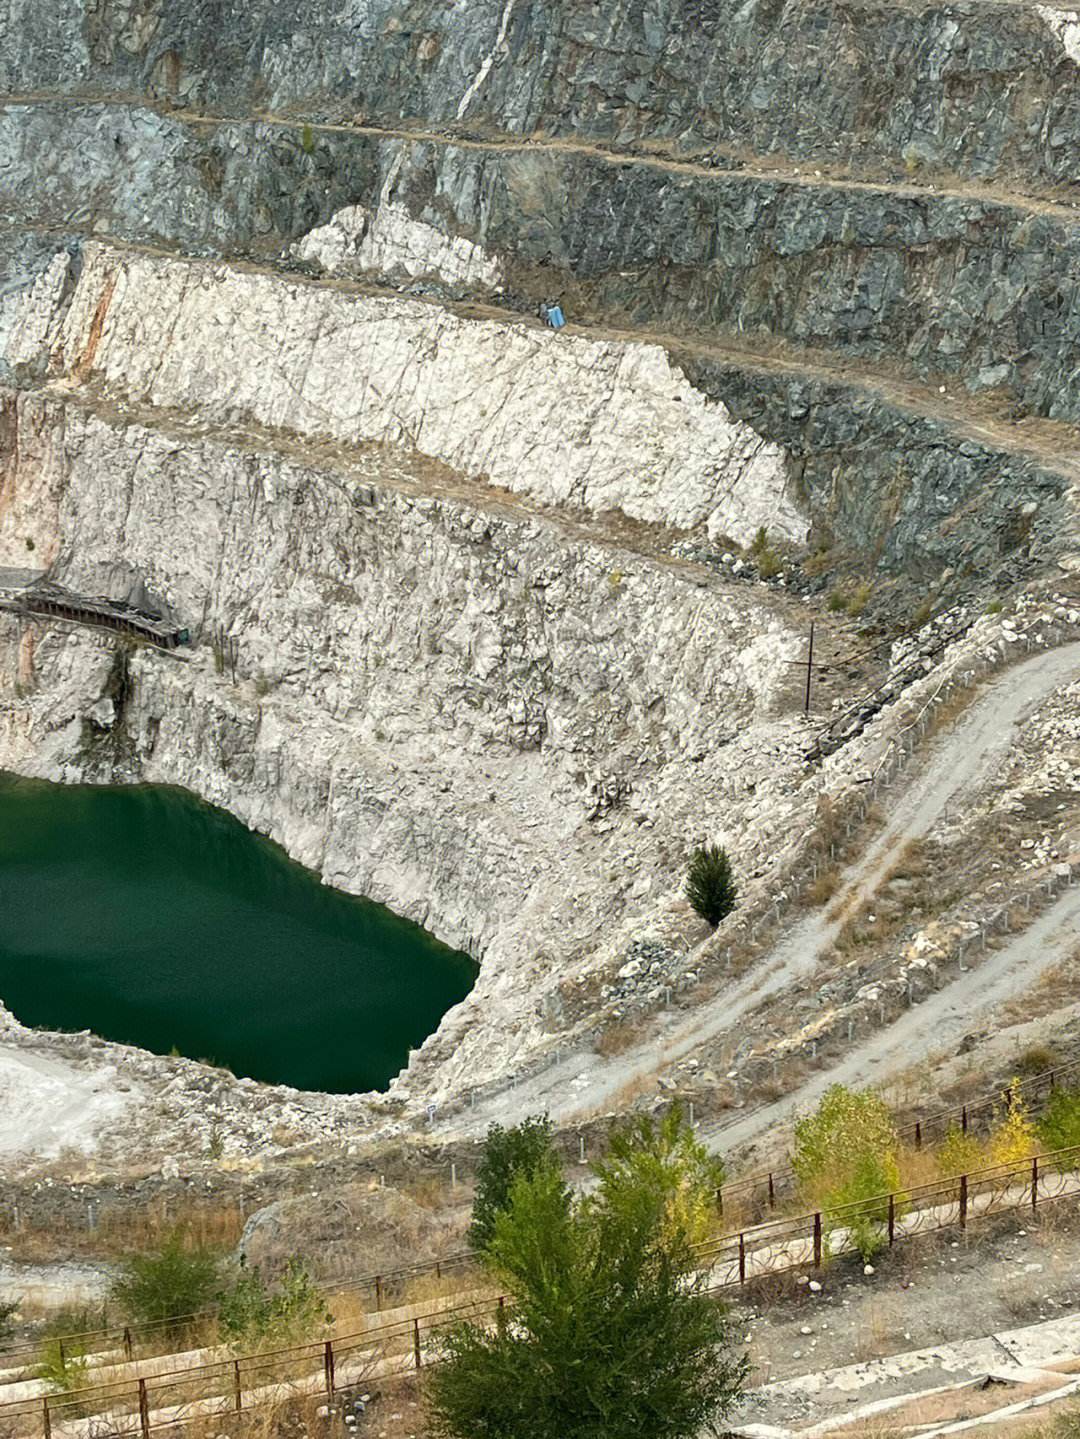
left=110, top=1228, right=223, bottom=1334
left=935, top=1125, right=986, bottom=1178
left=1017, top=1045, right=1057, bottom=1076
left=470, top=1118, right=564, bottom=1252
left=429, top=1112, right=745, bottom=1439
left=1037, top=1086, right=1080, bottom=1155
left=34, top=1308, right=101, bottom=1394
left=218, top=1259, right=331, bottom=1350
left=988, top=1082, right=1038, bottom=1166
left=0, top=1299, right=18, bottom=1343
left=593, top=1105, right=725, bottom=1246
left=36, top=1339, right=89, bottom=1395
left=685, top=845, right=737, bottom=927
left=794, top=1086, right=902, bottom=1261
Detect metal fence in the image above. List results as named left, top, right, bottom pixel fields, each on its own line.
left=453, top=615, right=1075, bottom=1120
left=3, top=1144, right=1079, bottom=1438
left=716, top=1053, right=1080, bottom=1220
left=5, top=1048, right=1080, bottom=1373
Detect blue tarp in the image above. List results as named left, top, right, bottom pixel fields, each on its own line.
left=547, top=305, right=565, bottom=329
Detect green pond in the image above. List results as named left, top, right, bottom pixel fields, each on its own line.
left=0, top=774, right=477, bottom=1092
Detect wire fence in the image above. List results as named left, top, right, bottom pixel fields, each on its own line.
left=716, top=1053, right=1080, bottom=1220
left=448, top=614, right=1076, bottom=1121
left=3, top=1144, right=1079, bottom=1438
left=4, top=1046, right=1080, bottom=1373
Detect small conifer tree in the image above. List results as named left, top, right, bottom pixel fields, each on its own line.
left=685, top=845, right=737, bottom=926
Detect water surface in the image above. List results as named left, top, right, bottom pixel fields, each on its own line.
left=0, top=775, right=476, bottom=1092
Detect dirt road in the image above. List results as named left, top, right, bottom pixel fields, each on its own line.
left=452, top=641, right=1080, bottom=1139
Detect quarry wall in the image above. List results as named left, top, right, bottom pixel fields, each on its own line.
left=0, top=0, right=1077, bottom=1116
left=4, top=0, right=1080, bottom=188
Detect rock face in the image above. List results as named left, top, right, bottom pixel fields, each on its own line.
left=0, top=341, right=815, bottom=1099
left=0, top=0, right=1077, bottom=1127
left=40, top=244, right=802, bottom=548
left=5, top=0, right=1080, bottom=187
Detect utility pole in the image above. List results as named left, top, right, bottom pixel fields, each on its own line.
left=803, top=621, right=815, bottom=714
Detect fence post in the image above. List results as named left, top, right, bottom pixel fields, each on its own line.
left=1032, top=1157, right=1039, bottom=1213
left=414, top=1317, right=422, bottom=1370
left=738, top=1232, right=746, bottom=1284
left=42, top=1397, right=51, bottom=1439
left=375, top=1274, right=383, bottom=1311
left=716, top=1185, right=724, bottom=1219
left=233, top=1359, right=242, bottom=1413
left=139, top=1379, right=151, bottom=1439
left=768, top=1173, right=776, bottom=1210
left=914, top=1121, right=922, bottom=1150
left=888, top=1192, right=896, bottom=1246
left=324, top=1339, right=335, bottom=1396
left=961, top=1105, right=968, bottom=1135
left=959, top=1174, right=968, bottom=1230
left=813, top=1212, right=822, bottom=1268
left=123, top=1326, right=133, bottom=1362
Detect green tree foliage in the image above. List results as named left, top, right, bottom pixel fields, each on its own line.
left=592, top=1104, right=724, bottom=1245
left=469, top=1116, right=563, bottom=1252
left=429, top=1111, right=745, bottom=1439
left=35, top=1340, right=89, bottom=1396
left=218, top=1259, right=331, bottom=1350
left=685, top=845, right=737, bottom=927
left=0, top=1299, right=18, bottom=1342
left=793, top=1085, right=902, bottom=1261
left=109, top=1228, right=223, bottom=1334
left=1037, top=1086, right=1080, bottom=1155
left=935, top=1124, right=986, bottom=1178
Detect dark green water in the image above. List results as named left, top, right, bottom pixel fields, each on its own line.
left=0, top=774, right=477, bottom=1092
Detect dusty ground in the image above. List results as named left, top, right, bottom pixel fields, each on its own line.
left=452, top=634, right=1080, bottom=1152
left=732, top=1208, right=1080, bottom=1403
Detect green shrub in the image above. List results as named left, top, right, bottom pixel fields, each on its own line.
left=109, top=1228, right=223, bottom=1334
left=1037, top=1086, right=1080, bottom=1155
left=756, top=547, right=782, bottom=579
left=36, top=1339, right=89, bottom=1395
left=794, top=1086, right=902, bottom=1261
left=429, top=1112, right=745, bottom=1439
left=593, top=1104, right=725, bottom=1245
left=685, top=845, right=737, bottom=927
left=470, top=1117, right=564, bottom=1252
left=935, top=1125, right=986, bottom=1177
left=34, top=1307, right=102, bottom=1394
left=0, top=1299, right=18, bottom=1343
left=301, top=123, right=315, bottom=155
left=218, top=1259, right=330, bottom=1350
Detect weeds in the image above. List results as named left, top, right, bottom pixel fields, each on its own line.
left=110, top=1227, right=224, bottom=1336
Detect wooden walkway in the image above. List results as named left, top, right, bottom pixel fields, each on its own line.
left=0, top=572, right=189, bottom=650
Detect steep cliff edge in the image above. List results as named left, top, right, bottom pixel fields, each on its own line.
left=0, top=0, right=1077, bottom=1153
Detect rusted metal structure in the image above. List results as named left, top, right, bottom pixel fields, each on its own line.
left=0, top=576, right=189, bottom=650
